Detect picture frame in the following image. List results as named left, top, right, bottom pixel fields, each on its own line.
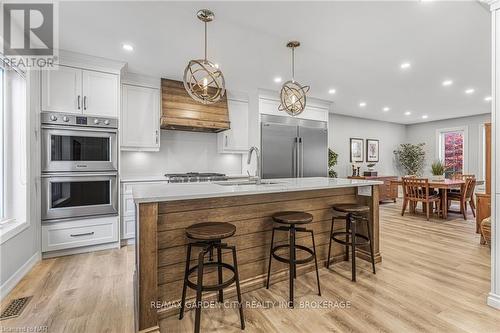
left=350, top=138, right=364, bottom=162
left=366, top=139, right=379, bottom=162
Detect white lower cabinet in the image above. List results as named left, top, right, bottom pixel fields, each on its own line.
left=120, top=180, right=168, bottom=240
left=42, top=216, right=118, bottom=252
left=217, top=98, right=249, bottom=153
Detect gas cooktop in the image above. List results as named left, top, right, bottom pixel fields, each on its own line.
left=164, top=172, right=228, bottom=183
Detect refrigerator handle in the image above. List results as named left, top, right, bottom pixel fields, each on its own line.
left=293, top=137, right=298, bottom=178
left=299, top=138, right=304, bottom=178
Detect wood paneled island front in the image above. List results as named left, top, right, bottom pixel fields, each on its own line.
left=133, top=177, right=382, bottom=332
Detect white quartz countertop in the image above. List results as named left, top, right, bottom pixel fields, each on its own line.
left=132, top=177, right=383, bottom=203
left=120, top=174, right=248, bottom=183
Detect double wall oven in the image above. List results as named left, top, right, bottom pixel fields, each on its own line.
left=41, top=112, right=118, bottom=222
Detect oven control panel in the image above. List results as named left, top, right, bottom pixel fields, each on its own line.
left=41, top=112, right=118, bottom=129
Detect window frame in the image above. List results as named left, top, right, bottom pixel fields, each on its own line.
left=0, top=58, right=30, bottom=244
left=435, top=126, right=468, bottom=176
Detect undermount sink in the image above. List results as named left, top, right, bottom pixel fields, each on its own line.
left=214, top=180, right=283, bottom=186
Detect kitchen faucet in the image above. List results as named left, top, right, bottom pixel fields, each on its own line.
left=247, top=146, right=261, bottom=185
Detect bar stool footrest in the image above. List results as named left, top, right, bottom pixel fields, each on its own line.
left=186, top=262, right=236, bottom=292
left=331, top=231, right=370, bottom=246
left=271, top=244, right=315, bottom=265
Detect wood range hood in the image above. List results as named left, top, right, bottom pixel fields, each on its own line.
left=161, top=78, right=230, bottom=133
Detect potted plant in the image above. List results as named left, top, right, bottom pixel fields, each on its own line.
left=393, top=143, right=426, bottom=176
left=431, top=160, right=446, bottom=181
left=328, top=149, right=338, bottom=178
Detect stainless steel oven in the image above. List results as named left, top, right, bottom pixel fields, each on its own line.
left=41, top=172, right=118, bottom=221
left=41, top=112, right=118, bottom=172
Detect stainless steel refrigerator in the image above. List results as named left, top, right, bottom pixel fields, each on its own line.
left=261, top=114, right=328, bottom=179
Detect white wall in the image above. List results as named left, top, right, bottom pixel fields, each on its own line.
left=329, top=114, right=407, bottom=178
left=120, top=130, right=243, bottom=177
left=406, top=113, right=491, bottom=178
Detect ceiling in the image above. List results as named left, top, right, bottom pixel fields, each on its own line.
left=58, top=1, right=491, bottom=124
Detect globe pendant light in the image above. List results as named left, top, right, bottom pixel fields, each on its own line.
left=278, top=41, right=310, bottom=116
left=183, top=9, right=225, bottom=104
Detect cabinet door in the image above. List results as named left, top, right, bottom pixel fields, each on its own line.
left=41, top=66, right=82, bottom=114
left=82, top=70, right=119, bottom=117
left=121, top=84, right=160, bottom=150
left=218, top=99, right=249, bottom=153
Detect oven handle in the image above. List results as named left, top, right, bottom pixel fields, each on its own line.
left=41, top=125, right=118, bottom=133
left=41, top=172, right=117, bottom=178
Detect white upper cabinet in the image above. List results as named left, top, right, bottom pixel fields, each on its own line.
left=217, top=98, right=249, bottom=153
left=41, top=66, right=82, bottom=114
left=121, top=84, right=160, bottom=151
left=82, top=70, right=119, bottom=117
left=41, top=66, right=119, bottom=117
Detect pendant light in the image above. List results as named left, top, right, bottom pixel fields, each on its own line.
left=278, top=41, right=310, bottom=116
left=183, top=9, right=225, bottom=104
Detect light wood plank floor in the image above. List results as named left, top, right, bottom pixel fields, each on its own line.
left=1, top=202, right=498, bottom=333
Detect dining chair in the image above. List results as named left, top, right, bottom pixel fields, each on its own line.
left=447, top=177, right=477, bottom=220
left=402, top=177, right=441, bottom=221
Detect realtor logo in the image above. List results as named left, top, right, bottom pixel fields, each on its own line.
left=3, top=3, right=54, bottom=55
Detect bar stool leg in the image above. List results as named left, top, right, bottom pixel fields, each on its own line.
left=289, top=225, right=296, bottom=308
left=266, top=228, right=276, bottom=289
left=327, top=217, right=334, bottom=269
left=365, top=218, right=376, bottom=274
left=350, top=215, right=357, bottom=282
left=345, top=218, right=350, bottom=261
left=194, top=247, right=207, bottom=333
left=216, top=242, right=224, bottom=302
left=309, top=230, right=321, bottom=296
left=231, top=246, right=245, bottom=330
left=179, top=243, right=192, bottom=320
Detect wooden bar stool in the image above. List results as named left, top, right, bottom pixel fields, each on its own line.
left=179, top=222, right=245, bottom=333
left=327, top=204, right=376, bottom=282
left=266, top=211, right=321, bottom=308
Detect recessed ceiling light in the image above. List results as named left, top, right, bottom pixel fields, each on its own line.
left=383, top=107, right=390, bottom=112
left=442, top=80, right=453, bottom=86
left=122, top=43, right=134, bottom=52
left=404, top=111, right=412, bottom=116
left=274, top=77, right=282, bottom=83
left=400, top=62, right=411, bottom=70
left=359, top=102, right=367, bottom=107
left=422, top=115, right=428, bottom=119
left=465, top=88, right=475, bottom=94
left=328, top=88, right=336, bottom=94
left=484, top=96, right=492, bottom=102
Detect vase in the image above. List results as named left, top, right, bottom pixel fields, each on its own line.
left=431, top=174, right=445, bottom=181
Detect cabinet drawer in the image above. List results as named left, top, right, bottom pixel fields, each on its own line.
left=121, top=194, right=136, bottom=217
left=122, top=216, right=136, bottom=239
left=42, top=216, right=118, bottom=252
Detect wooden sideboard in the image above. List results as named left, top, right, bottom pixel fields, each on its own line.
left=348, top=176, right=397, bottom=203
left=476, top=123, right=491, bottom=244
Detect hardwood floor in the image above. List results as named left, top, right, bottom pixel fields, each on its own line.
left=1, top=202, right=497, bottom=333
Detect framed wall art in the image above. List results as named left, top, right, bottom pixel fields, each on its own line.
left=350, top=138, right=364, bottom=162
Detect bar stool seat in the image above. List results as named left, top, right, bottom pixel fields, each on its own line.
left=272, top=211, right=313, bottom=224
left=266, top=211, right=321, bottom=308
left=327, top=204, right=376, bottom=282
left=179, top=222, right=244, bottom=333
left=185, top=222, right=236, bottom=240
left=331, top=204, right=370, bottom=214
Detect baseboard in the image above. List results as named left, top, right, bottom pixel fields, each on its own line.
left=121, top=238, right=135, bottom=246
left=0, top=251, right=41, bottom=301
left=487, top=292, right=500, bottom=309
left=42, top=241, right=120, bottom=259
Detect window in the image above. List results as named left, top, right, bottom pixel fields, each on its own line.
left=437, top=127, right=467, bottom=178
left=0, top=60, right=28, bottom=243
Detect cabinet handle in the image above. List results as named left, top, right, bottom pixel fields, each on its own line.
left=83, top=96, right=87, bottom=110
left=225, top=135, right=228, bottom=147
left=155, top=130, right=159, bottom=144
left=70, top=232, right=94, bottom=237
left=77, top=95, right=81, bottom=110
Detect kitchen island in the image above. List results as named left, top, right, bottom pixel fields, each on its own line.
left=133, top=177, right=383, bottom=332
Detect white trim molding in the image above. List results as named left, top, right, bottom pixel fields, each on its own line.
left=0, top=252, right=40, bottom=300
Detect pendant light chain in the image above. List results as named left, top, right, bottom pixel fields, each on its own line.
left=291, top=46, right=295, bottom=83
left=204, top=21, right=208, bottom=61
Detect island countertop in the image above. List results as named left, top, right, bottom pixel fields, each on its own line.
left=132, top=177, right=383, bottom=203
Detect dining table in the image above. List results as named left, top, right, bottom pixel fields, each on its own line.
left=391, top=178, right=465, bottom=219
